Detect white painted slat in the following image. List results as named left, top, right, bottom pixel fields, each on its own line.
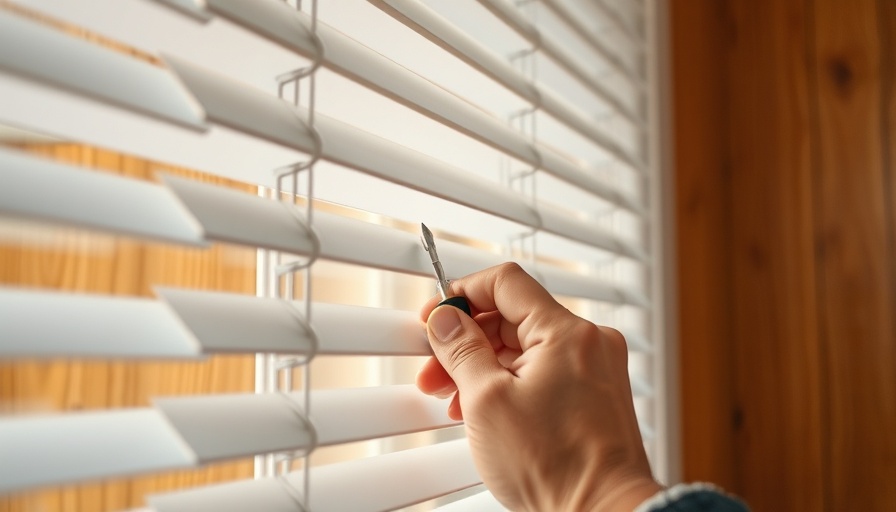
left=371, top=0, right=641, bottom=131
left=200, top=0, right=644, bottom=174
left=159, top=288, right=429, bottom=356
left=312, top=303, right=429, bottom=355
left=0, top=288, right=202, bottom=358
left=0, top=283, right=649, bottom=360
left=162, top=55, right=317, bottom=152
left=154, top=385, right=459, bottom=461
left=311, top=385, right=460, bottom=446
left=538, top=203, right=646, bottom=261
left=156, top=288, right=314, bottom=355
left=592, top=0, right=644, bottom=46
left=477, top=0, right=644, bottom=110
left=162, top=175, right=317, bottom=255
left=154, top=0, right=212, bottom=21
left=0, top=148, right=206, bottom=246
left=150, top=440, right=479, bottom=512
left=311, top=210, right=649, bottom=307
left=0, top=67, right=298, bottom=189
left=540, top=0, right=642, bottom=84
left=166, top=59, right=644, bottom=243
left=0, top=9, right=206, bottom=130
left=154, top=393, right=315, bottom=462
left=631, top=376, right=653, bottom=398
left=0, top=409, right=196, bottom=493
left=436, top=491, right=508, bottom=511
left=12, top=0, right=643, bottom=214
left=625, top=332, right=652, bottom=353
left=151, top=478, right=300, bottom=512
left=294, top=439, right=479, bottom=512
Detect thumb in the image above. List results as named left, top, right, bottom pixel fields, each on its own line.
left=426, top=305, right=504, bottom=392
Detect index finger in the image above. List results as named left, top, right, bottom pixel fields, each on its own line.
left=420, top=262, right=571, bottom=349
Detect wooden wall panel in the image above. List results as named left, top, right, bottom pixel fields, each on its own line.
left=670, top=0, right=738, bottom=492
left=0, top=145, right=257, bottom=511
left=811, top=1, right=896, bottom=509
left=674, top=0, right=896, bottom=509
left=724, top=1, right=825, bottom=510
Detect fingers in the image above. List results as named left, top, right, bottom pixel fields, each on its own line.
left=425, top=304, right=507, bottom=395
left=420, top=263, right=570, bottom=352
left=415, top=356, right=456, bottom=397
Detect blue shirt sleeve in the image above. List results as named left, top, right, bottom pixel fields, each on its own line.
left=636, top=484, right=750, bottom=512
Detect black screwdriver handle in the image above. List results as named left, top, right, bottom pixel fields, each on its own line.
left=438, top=296, right=471, bottom=317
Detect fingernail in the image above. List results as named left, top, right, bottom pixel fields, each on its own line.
left=429, top=305, right=462, bottom=341
left=434, top=390, right=454, bottom=399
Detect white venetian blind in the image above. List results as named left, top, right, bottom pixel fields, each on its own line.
left=0, top=0, right=666, bottom=510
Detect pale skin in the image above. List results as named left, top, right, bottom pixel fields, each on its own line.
left=416, top=263, right=664, bottom=511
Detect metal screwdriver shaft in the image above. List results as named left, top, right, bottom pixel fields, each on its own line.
left=421, top=223, right=472, bottom=316
left=421, top=223, right=449, bottom=300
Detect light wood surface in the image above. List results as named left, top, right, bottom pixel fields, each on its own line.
left=673, top=0, right=896, bottom=509
left=0, top=144, right=257, bottom=511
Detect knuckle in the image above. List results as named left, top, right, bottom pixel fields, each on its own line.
left=566, top=320, right=629, bottom=373
left=493, top=261, right=526, bottom=283
left=497, top=261, right=524, bottom=274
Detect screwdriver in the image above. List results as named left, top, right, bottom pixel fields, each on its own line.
left=420, top=223, right=471, bottom=316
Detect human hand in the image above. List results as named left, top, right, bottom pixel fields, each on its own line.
left=417, top=263, right=662, bottom=511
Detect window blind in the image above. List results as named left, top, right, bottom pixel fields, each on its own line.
left=0, top=0, right=666, bottom=510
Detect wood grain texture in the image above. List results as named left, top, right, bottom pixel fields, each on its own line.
left=670, top=0, right=738, bottom=491
left=724, top=1, right=825, bottom=509
left=674, top=0, right=896, bottom=509
left=0, top=144, right=257, bottom=511
left=811, top=0, right=896, bottom=508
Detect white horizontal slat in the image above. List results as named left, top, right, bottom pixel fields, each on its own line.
left=371, top=0, right=641, bottom=129
left=150, top=439, right=479, bottom=512
left=625, top=332, right=652, bottom=352
left=312, top=303, right=429, bottom=355
left=0, top=9, right=206, bottom=130
left=0, top=148, right=323, bottom=255
left=155, top=385, right=459, bottom=461
left=0, top=283, right=650, bottom=359
left=0, top=409, right=196, bottom=493
left=157, top=288, right=315, bottom=355
left=0, top=288, right=202, bottom=358
left=11, top=0, right=643, bottom=214
left=0, top=0, right=645, bottom=221
left=631, top=376, right=653, bottom=398
left=161, top=175, right=317, bottom=255
left=538, top=203, right=646, bottom=261
left=0, top=146, right=647, bottom=305
left=0, top=148, right=206, bottom=246
left=154, top=393, right=315, bottom=462
left=0, top=284, right=654, bottom=363
left=159, top=288, right=430, bottom=356
left=198, top=0, right=644, bottom=173
left=165, top=55, right=645, bottom=245
left=154, top=0, right=212, bottom=21
left=436, top=491, right=507, bottom=511
left=312, top=385, right=459, bottom=445
left=540, top=0, right=642, bottom=84
left=151, top=478, right=300, bottom=512
left=292, top=439, right=479, bottom=512
left=0, top=64, right=299, bottom=188
left=592, top=0, right=644, bottom=46
left=0, top=84, right=642, bottom=261
left=477, top=0, right=643, bottom=110
left=311, top=210, right=649, bottom=307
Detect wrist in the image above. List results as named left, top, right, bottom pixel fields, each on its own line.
left=582, top=470, right=664, bottom=512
